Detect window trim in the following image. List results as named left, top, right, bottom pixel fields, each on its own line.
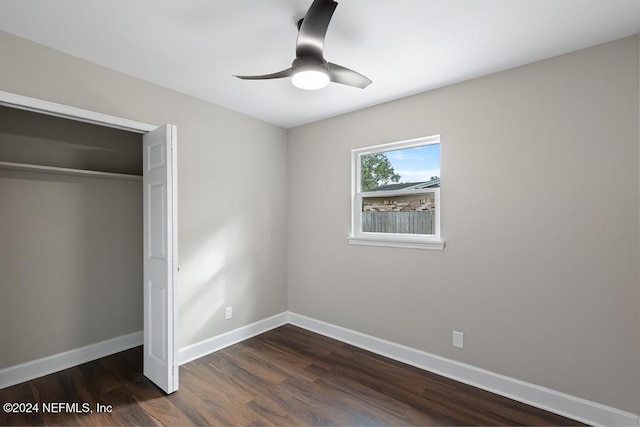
left=348, top=135, right=444, bottom=251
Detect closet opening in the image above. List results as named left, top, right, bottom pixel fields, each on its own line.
left=0, top=92, right=177, bottom=394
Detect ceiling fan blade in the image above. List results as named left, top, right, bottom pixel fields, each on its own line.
left=234, top=68, right=293, bottom=80
left=296, top=0, right=337, bottom=60
left=328, top=63, right=372, bottom=89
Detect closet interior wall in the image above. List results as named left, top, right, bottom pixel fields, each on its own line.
left=0, top=106, right=144, bottom=369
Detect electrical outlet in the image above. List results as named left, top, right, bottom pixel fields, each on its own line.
left=453, top=331, right=464, bottom=349
left=225, top=306, right=232, bottom=320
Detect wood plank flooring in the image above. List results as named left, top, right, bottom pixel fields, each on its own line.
left=1, top=325, right=586, bottom=426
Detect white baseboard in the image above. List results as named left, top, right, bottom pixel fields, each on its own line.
left=7, top=313, right=636, bottom=427
left=287, top=312, right=640, bottom=427
left=0, top=331, right=143, bottom=389
left=178, top=312, right=289, bottom=365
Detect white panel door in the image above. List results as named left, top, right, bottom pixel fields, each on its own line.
left=143, top=124, right=178, bottom=393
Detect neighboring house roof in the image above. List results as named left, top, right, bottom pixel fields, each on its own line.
left=371, top=178, right=440, bottom=192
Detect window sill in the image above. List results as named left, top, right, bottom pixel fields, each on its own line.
left=347, top=235, right=445, bottom=251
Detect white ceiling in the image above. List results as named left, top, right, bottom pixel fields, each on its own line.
left=0, top=0, right=639, bottom=129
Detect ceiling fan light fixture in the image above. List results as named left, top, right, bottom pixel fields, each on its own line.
left=291, top=64, right=330, bottom=90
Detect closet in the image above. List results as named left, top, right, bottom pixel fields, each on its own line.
left=0, top=105, right=144, bottom=372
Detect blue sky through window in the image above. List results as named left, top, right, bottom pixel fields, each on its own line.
left=384, top=144, right=440, bottom=183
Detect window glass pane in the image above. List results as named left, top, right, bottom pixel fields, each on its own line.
left=353, top=137, right=441, bottom=244
left=362, top=192, right=436, bottom=235
left=360, top=143, right=440, bottom=192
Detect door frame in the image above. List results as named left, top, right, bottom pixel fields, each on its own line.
left=0, top=90, right=178, bottom=391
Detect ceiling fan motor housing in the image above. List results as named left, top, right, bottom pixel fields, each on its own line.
left=292, top=56, right=328, bottom=72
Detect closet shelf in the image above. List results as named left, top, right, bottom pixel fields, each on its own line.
left=0, top=161, right=143, bottom=182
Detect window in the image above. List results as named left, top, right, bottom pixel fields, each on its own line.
left=348, top=135, right=443, bottom=250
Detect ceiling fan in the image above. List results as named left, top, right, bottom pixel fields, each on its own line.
left=234, top=0, right=372, bottom=90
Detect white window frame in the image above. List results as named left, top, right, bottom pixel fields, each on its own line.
left=348, top=135, right=444, bottom=250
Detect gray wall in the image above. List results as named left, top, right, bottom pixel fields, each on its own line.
left=0, top=170, right=142, bottom=368
left=0, top=30, right=288, bottom=358
left=287, top=36, right=640, bottom=414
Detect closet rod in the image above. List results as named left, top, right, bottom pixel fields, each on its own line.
left=0, top=161, right=142, bottom=182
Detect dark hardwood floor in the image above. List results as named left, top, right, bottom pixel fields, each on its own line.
left=1, top=325, right=586, bottom=426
